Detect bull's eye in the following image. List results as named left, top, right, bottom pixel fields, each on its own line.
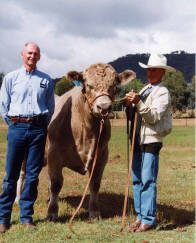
left=108, top=85, right=116, bottom=95
left=87, top=84, right=94, bottom=90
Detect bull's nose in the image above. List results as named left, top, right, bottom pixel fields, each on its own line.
left=97, top=103, right=112, bottom=114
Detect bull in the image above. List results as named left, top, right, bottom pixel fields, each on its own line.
left=47, top=63, right=135, bottom=220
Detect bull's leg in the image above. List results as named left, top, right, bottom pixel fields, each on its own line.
left=88, top=148, right=108, bottom=218
left=15, top=169, right=25, bottom=203
left=15, top=160, right=26, bottom=203
left=47, top=168, right=63, bottom=221
left=47, top=148, right=63, bottom=221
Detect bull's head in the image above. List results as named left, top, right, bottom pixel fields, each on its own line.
left=67, top=63, right=136, bottom=117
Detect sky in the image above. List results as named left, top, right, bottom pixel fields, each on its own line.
left=0, top=0, right=195, bottom=78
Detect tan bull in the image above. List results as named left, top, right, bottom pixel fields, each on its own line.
left=47, top=63, right=135, bottom=221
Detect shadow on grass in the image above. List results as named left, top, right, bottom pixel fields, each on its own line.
left=46, top=192, right=194, bottom=230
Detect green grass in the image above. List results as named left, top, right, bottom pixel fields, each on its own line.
left=0, top=123, right=194, bottom=242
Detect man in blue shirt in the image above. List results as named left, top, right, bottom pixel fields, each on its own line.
left=0, top=42, right=55, bottom=233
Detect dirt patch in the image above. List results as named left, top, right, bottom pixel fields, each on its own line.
left=110, top=118, right=195, bottom=127
left=172, top=118, right=195, bottom=127
left=0, top=124, right=8, bottom=130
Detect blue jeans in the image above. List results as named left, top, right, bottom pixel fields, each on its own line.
left=132, top=151, right=159, bottom=225
left=0, top=121, right=47, bottom=224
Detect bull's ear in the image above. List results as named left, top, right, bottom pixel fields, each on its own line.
left=66, top=71, right=84, bottom=83
left=118, top=70, right=136, bottom=86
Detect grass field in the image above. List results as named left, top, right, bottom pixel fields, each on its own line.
left=0, top=119, right=195, bottom=242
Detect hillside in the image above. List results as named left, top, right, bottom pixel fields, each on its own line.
left=109, top=51, right=195, bottom=83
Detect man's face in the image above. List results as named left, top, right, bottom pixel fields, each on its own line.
left=21, top=43, right=40, bottom=70
left=147, top=68, right=165, bottom=84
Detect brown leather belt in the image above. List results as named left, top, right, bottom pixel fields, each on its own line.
left=10, top=115, right=47, bottom=124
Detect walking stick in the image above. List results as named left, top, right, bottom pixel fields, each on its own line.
left=120, top=110, right=138, bottom=232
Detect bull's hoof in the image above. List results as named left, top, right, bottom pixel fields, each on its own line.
left=47, top=204, right=58, bottom=222
left=98, top=215, right=102, bottom=220
left=47, top=213, right=58, bottom=222
left=89, top=215, right=102, bottom=221
left=89, top=211, right=101, bottom=220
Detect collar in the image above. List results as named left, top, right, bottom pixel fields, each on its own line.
left=139, top=81, right=162, bottom=95
left=21, top=66, right=37, bottom=75
left=151, top=80, right=162, bottom=87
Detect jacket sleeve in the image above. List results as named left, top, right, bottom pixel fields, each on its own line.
left=136, top=88, right=171, bottom=125
left=0, top=76, right=11, bottom=125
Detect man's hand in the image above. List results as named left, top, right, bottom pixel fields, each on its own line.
left=125, top=90, right=140, bottom=106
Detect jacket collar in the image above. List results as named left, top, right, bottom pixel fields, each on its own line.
left=139, top=81, right=163, bottom=95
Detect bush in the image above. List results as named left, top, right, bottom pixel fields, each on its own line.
left=55, top=77, right=73, bottom=96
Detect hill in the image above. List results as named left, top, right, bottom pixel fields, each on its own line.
left=109, top=51, right=195, bottom=83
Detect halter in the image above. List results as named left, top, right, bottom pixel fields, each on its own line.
left=83, top=92, right=113, bottom=117
left=84, top=92, right=113, bottom=106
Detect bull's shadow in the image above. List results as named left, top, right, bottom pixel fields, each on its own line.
left=58, top=192, right=130, bottom=222
left=56, top=192, right=194, bottom=230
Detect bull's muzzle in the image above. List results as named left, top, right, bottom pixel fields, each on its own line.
left=97, top=102, right=112, bottom=115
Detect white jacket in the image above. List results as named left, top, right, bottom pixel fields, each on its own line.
left=136, top=82, right=172, bottom=144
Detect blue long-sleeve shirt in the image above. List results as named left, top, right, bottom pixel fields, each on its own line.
left=0, top=66, right=55, bottom=125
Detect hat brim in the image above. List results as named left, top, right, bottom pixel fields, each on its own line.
left=138, top=62, right=176, bottom=73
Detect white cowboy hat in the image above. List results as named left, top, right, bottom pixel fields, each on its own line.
left=138, top=54, right=176, bottom=72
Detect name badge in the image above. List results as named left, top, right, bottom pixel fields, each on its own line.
left=40, top=80, right=47, bottom=88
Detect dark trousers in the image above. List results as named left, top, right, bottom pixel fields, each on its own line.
left=0, top=121, right=47, bottom=224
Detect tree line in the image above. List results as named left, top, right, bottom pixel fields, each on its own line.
left=0, top=70, right=195, bottom=113
left=109, top=51, right=195, bottom=83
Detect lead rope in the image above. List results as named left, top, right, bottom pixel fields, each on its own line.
left=69, top=118, right=105, bottom=233
left=120, top=111, right=138, bottom=232
left=126, top=107, right=130, bottom=221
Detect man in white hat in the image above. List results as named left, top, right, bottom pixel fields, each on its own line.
left=125, top=54, right=176, bottom=232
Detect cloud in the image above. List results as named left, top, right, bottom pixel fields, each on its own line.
left=0, top=0, right=195, bottom=78
left=0, top=2, right=23, bottom=30
left=9, top=0, right=166, bottom=38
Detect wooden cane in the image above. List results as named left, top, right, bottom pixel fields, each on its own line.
left=120, top=111, right=138, bottom=232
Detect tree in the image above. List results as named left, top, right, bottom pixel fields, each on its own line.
left=162, top=71, right=190, bottom=112
left=55, top=76, right=73, bottom=96
left=187, top=75, right=195, bottom=109
left=191, top=75, right=196, bottom=88
left=124, top=78, right=145, bottom=94
left=113, top=78, right=144, bottom=111
left=0, top=72, right=4, bottom=88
